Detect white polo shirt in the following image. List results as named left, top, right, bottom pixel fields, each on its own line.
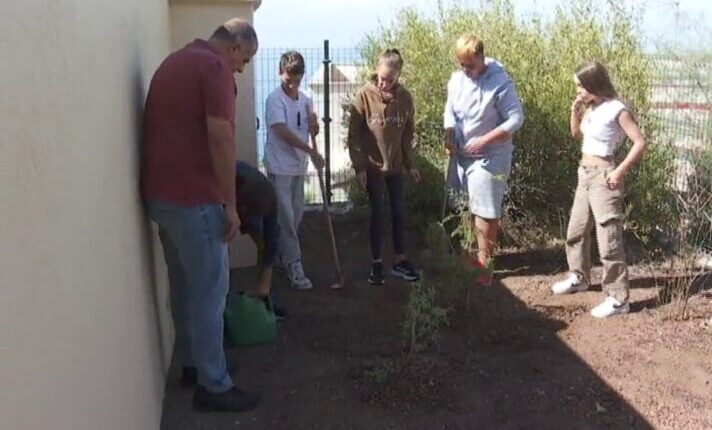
left=263, top=87, right=313, bottom=176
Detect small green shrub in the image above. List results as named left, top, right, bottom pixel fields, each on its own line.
left=402, top=281, right=449, bottom=356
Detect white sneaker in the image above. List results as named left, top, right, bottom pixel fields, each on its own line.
left=287, top=261, right=313, bottom=290
left=551, top=273, right=588, bottom=295
left=590, top=296, right=630, bottom=318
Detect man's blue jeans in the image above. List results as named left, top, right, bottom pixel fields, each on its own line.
left=146, top=201, right=233, bottom=393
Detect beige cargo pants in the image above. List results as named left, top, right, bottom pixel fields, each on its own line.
left=566, top=165, right=629, bottom=302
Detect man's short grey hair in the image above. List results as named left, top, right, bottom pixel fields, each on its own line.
left=211, top=18, right=258, bottom=46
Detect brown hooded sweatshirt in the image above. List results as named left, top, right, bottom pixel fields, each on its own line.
left=347, top=82, right=415, bottom=174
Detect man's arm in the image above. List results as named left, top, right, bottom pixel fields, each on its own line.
left=201, top=58, right=241, bottom=241
left=207, top=116, right=239, bottom=241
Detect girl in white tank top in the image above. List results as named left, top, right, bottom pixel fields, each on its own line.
left=551, top=61, right=647, bottom=319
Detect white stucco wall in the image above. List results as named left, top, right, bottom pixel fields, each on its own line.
left=1, top=0, right=262, bottom=427
left=0, top=1, right=172, bottom=429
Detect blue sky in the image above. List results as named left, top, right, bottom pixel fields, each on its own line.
left=254, top=0, right=712, bottom=52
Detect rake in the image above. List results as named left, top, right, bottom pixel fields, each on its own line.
left=428, top=154, right=455, bottom=254
left=310, top=134, right=345, bottom=290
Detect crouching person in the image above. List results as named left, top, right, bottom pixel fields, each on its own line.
left=235, top=160, right=287, bottom=319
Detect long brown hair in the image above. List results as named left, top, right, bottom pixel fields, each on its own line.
left=575, top=61, right=618, bottom=99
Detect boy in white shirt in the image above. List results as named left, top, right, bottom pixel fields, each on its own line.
left=263, top=51, right=324, bottom=290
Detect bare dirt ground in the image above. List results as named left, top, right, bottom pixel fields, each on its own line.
left=161, top=209, right=712, bottom=430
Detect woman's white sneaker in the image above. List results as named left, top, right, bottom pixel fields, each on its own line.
left=590, top=296, right=630, bottom=318
left=551, top=273, right=588, bottom=295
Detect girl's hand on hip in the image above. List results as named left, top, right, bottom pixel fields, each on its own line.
left=605, top=168, right=624, bottom=190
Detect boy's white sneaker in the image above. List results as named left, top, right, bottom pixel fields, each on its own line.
left=551, top=273, right=588, bottom=295
left=591, top=296, right=630, bottom=318
left=287, top=261, right=313, bottom=290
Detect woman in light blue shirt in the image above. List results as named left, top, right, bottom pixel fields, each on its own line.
left=443, top=34, right=525, bottom=286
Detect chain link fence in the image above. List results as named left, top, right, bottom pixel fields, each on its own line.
left=255, top=44, right=362, bottom=205
left=255, top=49, right=712, bottom=204
left=648, top=57, right=712, bottom=191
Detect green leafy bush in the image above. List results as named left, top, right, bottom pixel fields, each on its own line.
left=359, top=0, right=678, bottom=248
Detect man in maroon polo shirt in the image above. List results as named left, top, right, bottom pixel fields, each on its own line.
left=141, top=18, right=259, bottom=412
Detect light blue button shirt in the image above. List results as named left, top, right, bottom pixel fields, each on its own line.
left=443, top=58, right=524, bottom=158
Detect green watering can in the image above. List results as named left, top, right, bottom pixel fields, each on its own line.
left=224, top=293, right=277, bottom=347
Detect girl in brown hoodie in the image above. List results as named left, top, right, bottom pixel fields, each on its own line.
left=347, top=49, right=422, bottom=285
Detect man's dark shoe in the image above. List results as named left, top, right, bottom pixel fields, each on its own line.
left=181, top=366, right=198, bottom=387
left=181, top=363, right=240, bottom=388
left=193, top=386, right=261, bottom=412
left=368, top=261, right=386, bottom=285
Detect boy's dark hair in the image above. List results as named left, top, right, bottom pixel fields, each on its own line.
left=279, top=51, right=306, bottom=76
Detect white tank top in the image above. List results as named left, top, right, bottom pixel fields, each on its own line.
left=580, top=99, right=627, bottom=157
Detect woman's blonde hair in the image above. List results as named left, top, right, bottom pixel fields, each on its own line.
left=376, top=48, right=404, bottom=72
left=454, top=34, right=484, bottom=60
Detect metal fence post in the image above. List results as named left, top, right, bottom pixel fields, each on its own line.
left=323, top=39, right=332, bottom=205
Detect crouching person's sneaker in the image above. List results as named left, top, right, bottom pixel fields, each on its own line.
left=391, top=260, right=420, bottom=282
left=551, top=273, right=588, bottom=295
left=287, top=260, right=313, bottom=290
left=193, top=386, right=261, bottom=412
left=590, top=296, right=630, bottom=318
left=263, top=294, right=288, bottom=321
left=368, top=261, right=386, bottom=285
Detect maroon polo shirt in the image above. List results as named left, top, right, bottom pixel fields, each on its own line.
left=141, top=39, right=237, bottom=206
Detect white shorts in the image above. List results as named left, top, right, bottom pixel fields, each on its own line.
left=448, top=147, right=513, bottom=220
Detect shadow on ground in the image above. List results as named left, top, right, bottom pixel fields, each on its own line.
left=160, top=211, right=654, bottom=430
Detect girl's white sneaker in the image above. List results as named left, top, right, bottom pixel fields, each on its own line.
left=591, top=296, right=630, bottom=318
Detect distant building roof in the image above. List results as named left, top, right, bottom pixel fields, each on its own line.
left=309, top=64, right=362, bottom=87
